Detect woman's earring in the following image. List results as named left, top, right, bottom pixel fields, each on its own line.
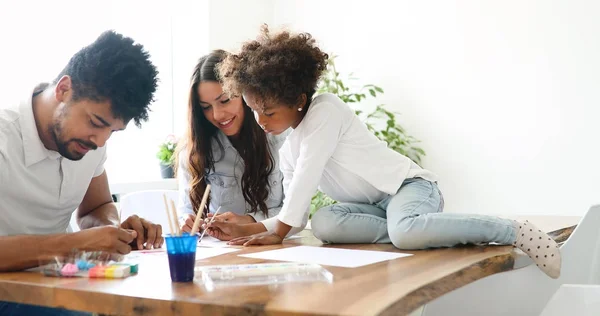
left=298, top=108, right=303, bottom=112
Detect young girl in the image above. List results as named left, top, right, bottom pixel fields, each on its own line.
left=213, top=27, right=561, bottom=279
left=176, top=50, right=295, bottom=238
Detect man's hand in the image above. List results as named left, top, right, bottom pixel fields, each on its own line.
left=120, top=215, right=164, bottom=250
left=228, top=231, right=283, bottom=246
left=74, top=226, right=138, bottom=254
left=207, top=212, right=256, bottom=224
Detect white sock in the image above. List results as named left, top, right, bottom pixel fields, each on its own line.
left=513, top=220, right=561, bottom=278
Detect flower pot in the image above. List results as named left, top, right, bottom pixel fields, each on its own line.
left=160, top=162, right=174, bottom=179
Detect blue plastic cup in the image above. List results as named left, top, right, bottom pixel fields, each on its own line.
left=164, top=233, right=198, bottom=282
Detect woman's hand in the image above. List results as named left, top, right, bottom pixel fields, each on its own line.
left=203, top=221, right=249, bottom=241
left=207, top=211, right=256, bottom=224
left=180, top=214, right=196, bottom=233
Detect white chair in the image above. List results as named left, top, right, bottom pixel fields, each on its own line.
left=420, top=205, right=600, bottom=316
left=540, top=284, right=600, bottom=316
left=120, top=189, right=180, bottom=234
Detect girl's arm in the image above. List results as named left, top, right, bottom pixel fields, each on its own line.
left=276, top=102, right=342, bottom=231
left=227, top=102, right=344, bottom=245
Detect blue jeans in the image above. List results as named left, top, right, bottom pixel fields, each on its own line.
left=311, top=178, right=517, bottom=249
left=0, top=302, right=91, bottom=316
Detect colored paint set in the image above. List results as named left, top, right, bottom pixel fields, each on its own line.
left=40, top=251, right=138, bottom=279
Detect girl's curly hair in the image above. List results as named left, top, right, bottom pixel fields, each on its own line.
left=218, top=25, right=328, bottom=111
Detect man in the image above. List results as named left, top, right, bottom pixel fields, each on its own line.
left=0, top=30, right=163, bottom=315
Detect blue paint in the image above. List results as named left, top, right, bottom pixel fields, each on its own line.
left=165, top=233, right=198, bottom=282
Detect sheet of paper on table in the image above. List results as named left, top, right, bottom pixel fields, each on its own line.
left=239, top=245, right=412, bottom=268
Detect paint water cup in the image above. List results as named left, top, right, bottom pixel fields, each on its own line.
left=165, top=233, right=198, bottom=282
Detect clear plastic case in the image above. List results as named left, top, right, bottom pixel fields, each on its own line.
left=197, top=262, right=334, bottom=290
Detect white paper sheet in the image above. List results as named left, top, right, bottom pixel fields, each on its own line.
left=198, top=236, right=233, bottom=248
left=195, top=247, right=240, bottom=260
left=239, top=245, right=412, bottom=268
left=284, top=235, right=304, bottom=241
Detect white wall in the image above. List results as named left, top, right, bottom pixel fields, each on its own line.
left=171, top=0, right=274, bottom=136
left=208, top=0, right=275, bottom=52
left=0, top=0, right=268, bottom=183
left=270, top=0, right=600, bottom=216
left=6, top=1, right=597, bottom=216
left=0, top=0, right=177, bottom=183
left=172, top=0, right=211, bottom=137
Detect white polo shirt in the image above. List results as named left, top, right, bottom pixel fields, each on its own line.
left=0, top=89, right=107, bottom=236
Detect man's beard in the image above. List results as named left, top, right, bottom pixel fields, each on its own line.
left=50, top=122, right=98, bottom=161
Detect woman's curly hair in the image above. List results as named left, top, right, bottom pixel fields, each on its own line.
left=219, top=25, right=328, bottom=111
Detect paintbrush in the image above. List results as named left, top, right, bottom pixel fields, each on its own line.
left=198, top=206, right=221, bottom=243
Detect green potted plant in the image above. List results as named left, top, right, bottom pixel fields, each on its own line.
left=156, top=134, right=178, bottom=179
left=310, top=55, right=426, bottom=215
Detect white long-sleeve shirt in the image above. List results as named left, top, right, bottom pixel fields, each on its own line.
left=264, top=93, right=437, bottom=230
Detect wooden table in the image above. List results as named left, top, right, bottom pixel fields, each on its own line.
left=0, top=215, right=580, bottom=316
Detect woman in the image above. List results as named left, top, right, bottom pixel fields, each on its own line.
left=176, top=50, right=288, bottom=236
